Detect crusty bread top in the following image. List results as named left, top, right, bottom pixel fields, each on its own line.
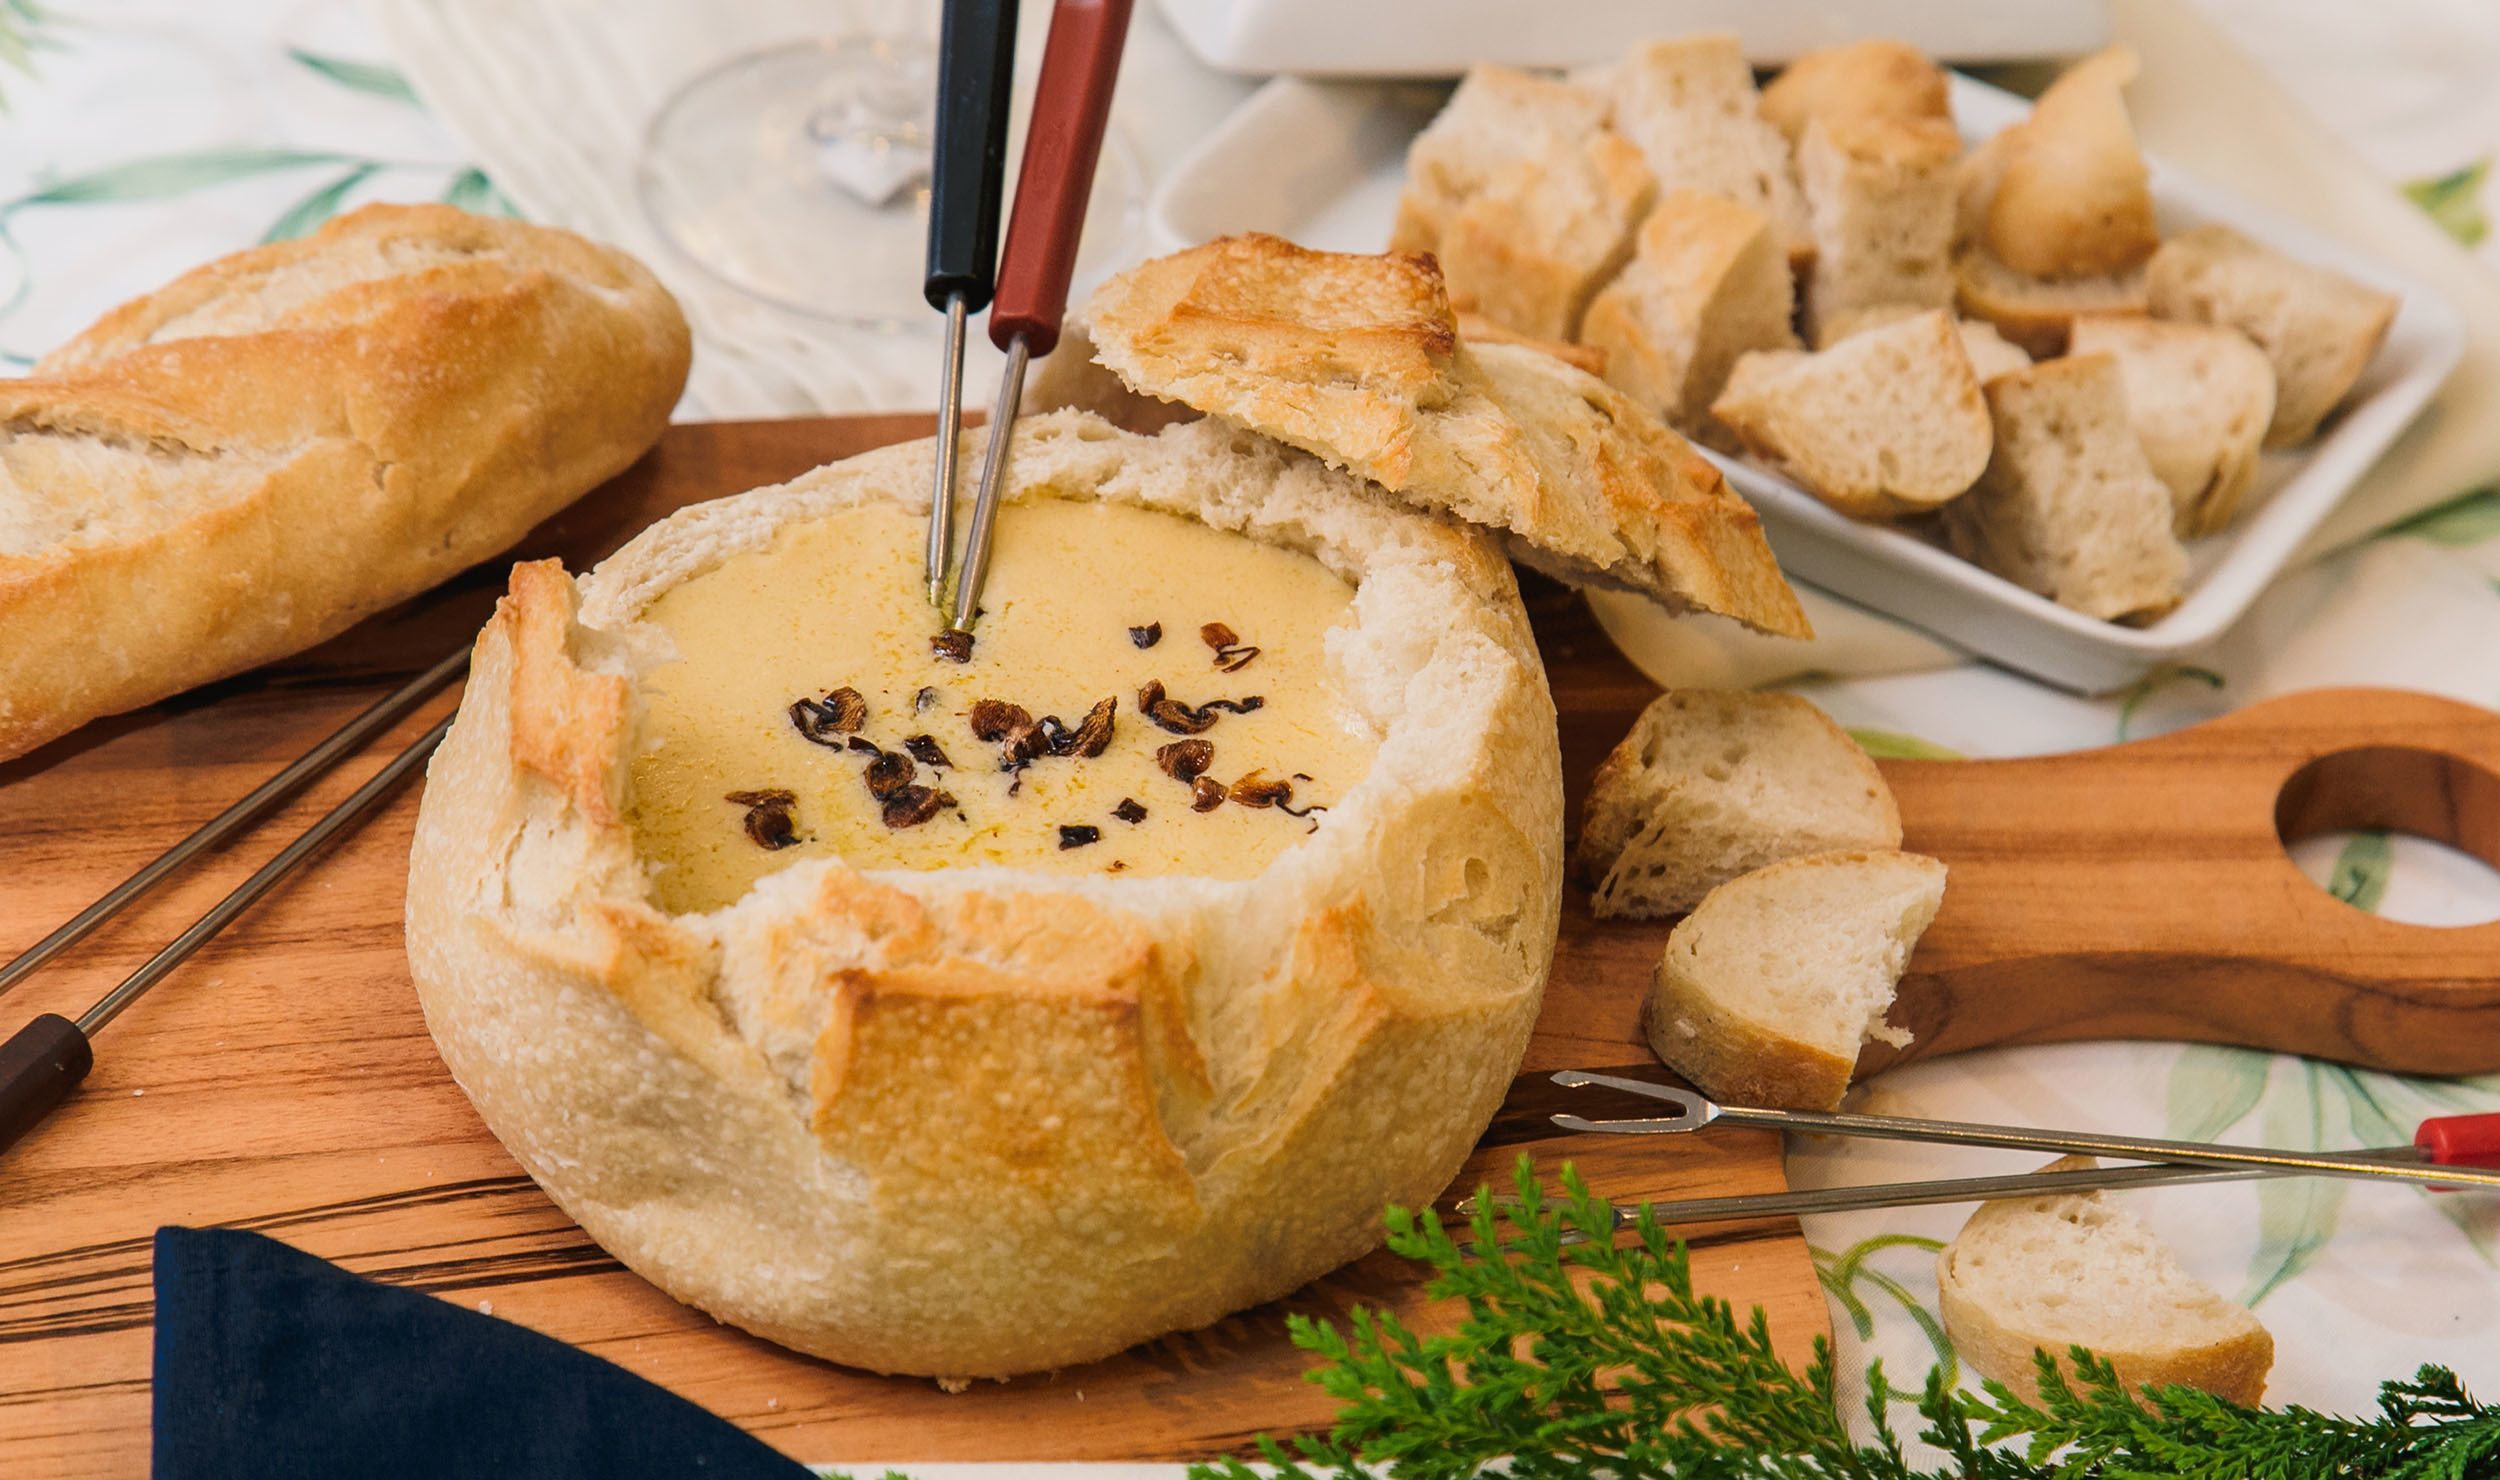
left=1983, top=46, right=2159, bottom=279
left=1760, top=38, right=1953, bottom=143
left=1084, top=235, right=1810, bottom=637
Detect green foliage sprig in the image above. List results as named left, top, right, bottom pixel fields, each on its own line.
left=1188, top=1158, right=2500, bottom=1480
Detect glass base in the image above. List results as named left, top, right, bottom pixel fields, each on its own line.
left=636, top=35, right=1142, bottom=330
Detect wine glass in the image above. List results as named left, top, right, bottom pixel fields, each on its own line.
left=634, top=6, right=1142, bottom=330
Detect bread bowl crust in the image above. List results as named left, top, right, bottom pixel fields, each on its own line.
left=0, top=204, right=689, bottom=763
left=406, top=410, right=1563, bottom=1378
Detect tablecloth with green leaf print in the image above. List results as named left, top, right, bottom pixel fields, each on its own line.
left=7, top=1, right=2500, bottom=1469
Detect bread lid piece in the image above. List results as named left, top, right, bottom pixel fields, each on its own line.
left=1983, top=46, right=2159, bottom=279
left=1710, top=309, right=1992, bottom=518
left=1943, top=353, right=2189, bottom=622
left=1578, top=190, right=1799, bottom=440
left=1759, top=38, right=1954, bottom=144
left=1576, top=688, right=1901, bottom=918
left=1642, top=848, right=1946, bottom=1110
left=1938, top=1156, right=2275, bottom=1405
left=2068, top=314, right=2276, bottom=536
left=1084, top=234, right=1810, bottom=637
left=2146, top=223, right=2399, bottom=448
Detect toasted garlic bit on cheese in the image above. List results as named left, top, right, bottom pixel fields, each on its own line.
left=629, top=498, right=1374, bottom=912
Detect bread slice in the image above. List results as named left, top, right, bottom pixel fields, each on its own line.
left=1819, top=304, right=2035, bottom=381
left=1394, top=66, right=1652, bottom=340
left=2068, top=315, right=2276, bottom=536
left=1577, top=190, right=1799, bottom=441
left=1576, top=688, right=1902, bottom=917
left=1710, top=309, right=1992, bottom=517
left=1939, top=1156, right=2275, bottom=1405
left=1457, top=311, right=1608, bottom=376
left=1983, top=46, right=2159, bottom=278
left=1609, top=34, right=1813, bottom=263
left=1643, top=849, right=1946, bottom=1110
left=1942, top=355, right=2188, bottom=622
left=1796, top=114, right=1961, bottom=343
left=1760, top=38, right=1953, bottom=144
left=2145, top=223, right=2398, bottom=448
left=1953, top=241, right=2149, bottom=359
left=1084, top=234, right=1811, bottom=636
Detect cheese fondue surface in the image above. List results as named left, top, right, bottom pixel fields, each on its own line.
left=628, top=497, right=1376, bottom=914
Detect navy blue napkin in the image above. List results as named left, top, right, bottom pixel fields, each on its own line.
left=152, top=1227, right=813, bottom=1480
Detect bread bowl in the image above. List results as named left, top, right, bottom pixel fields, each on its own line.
left=405, top=409, right=1565, bottom=1379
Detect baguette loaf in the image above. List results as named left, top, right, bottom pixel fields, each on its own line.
left=1083, top=235, right=1811, bottom=637
left=2067, top=315, right=2276, bottom=536
left=2145, top=223, right=2399, bottom=448
left=1576, top=688, right=1902, bottom=918
left=1711, top=309, right=1992, bottom=518
left=1759, top=38, right=1953, bottom=144
left=1938, top=1156, right=2275, bottom=1405
left=1643, top=848, right=1945, bottom=1110
left=1576, top=191, right=1799, bottom=443
left=1943, top=355, right=2188, bottom=621
left=0, top=204, right=689, bottom=763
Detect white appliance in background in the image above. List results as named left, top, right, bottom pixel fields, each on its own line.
left=1155, top=0, right=2112, bottom=75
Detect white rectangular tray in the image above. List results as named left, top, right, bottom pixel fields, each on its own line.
left=1155, top=0, right=2112, bottom=75
left=1146, top=72, right=2467, bottom=695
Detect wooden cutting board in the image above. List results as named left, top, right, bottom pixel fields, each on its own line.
left=0, top=417, right=1826, bottom=1477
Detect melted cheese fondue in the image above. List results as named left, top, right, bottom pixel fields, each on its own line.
left=628, top=498, right=1376, bottom=914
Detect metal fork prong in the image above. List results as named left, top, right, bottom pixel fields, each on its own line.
left=1548, top=1069, right=1716, bottom=1127
left=1550, top=1113, right=1702, bottom=1136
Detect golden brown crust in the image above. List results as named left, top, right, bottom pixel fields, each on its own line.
left=1938, top=1278, right=2276, bottom=1407
left=406, top=410, right=1563, bottom=1378
left=0, top=203, right=689, bottom=763
left=1086, top=236, right=1811, bottom=639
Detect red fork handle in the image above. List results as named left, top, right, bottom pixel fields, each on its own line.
left=2417, top=1112, right=2500, bottom=1171
left=988, top=0, right=1132, bottom=357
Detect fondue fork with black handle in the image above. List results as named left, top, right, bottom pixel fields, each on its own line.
left=941, top=0, right=1134, bottom=641
left=922, top=0, right=1018, bottom=610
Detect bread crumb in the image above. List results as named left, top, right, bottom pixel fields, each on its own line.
left=477, top=1299, right=495, bottom=1315
left=936, top=1375, right=971, bottom=1395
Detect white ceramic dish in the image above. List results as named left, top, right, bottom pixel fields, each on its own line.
left=1147, top=72, right=2468, bottom=695
left=1154, top=0, right=2111, bottom=76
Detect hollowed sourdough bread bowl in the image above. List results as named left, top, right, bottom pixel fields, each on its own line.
left=405, top=237, right=1803, bottom=1379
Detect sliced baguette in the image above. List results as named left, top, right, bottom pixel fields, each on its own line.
left=1609, top=33, right=1813, bottom=264
left=1710, top=309, right=1992, bottom=518
left=1577, top=190, right=1799, bottom=442
left=1953, top=241, right=2148, bottom=359
left=1395, top=66, right=1651, bottom=341
left=1760, top=38, right=1953, bottom=144
left=1818, top=304, right=2034, bottom=381
left=2068, top=315, right=2275, bottom=536
left=1796, top=114, right=1961, bottom=343
left=1643, top=849, right=1946, bottom=1110
left=2145, top=223, right=2398, bottom=448
left=1943, top=354, right=2188, bottom=622
left=1983, top=46, right=2159, bottom=278
left=1938, top=1156, right=2275, bottom=1405
left=1084, top=234, right=1811, bottom=636
left=1577, top=688, right=1902, bottom=918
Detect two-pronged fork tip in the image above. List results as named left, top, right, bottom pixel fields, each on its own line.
left=1549, top=1069, right=1598, bottom=1088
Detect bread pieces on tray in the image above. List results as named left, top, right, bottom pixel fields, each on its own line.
left=1759, top=38, right=1953, bottom=145
left=1712, top=309, right=1993, bottom=517
left=2147, top=223, right=2400, bottom=448
left=1393, top=66, right=1654, bottom=341
left=1939, top=1155, right=2275, bottom=1405
left=0, top=203, right=690, bottom=764
left=1945, top=355, right=2189, bottom=622
left=2068, top=314, right=2276, bottom=536
left=1576, top=688, right=1901, bottom=919
left=1578, top=190, right=1799, bottom=443
left=1607, top=34, right=1812, bottom=265
left=1084, top=233, right=1810, bottom=637
left=1644, top=848, right=1946, bottom=1110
